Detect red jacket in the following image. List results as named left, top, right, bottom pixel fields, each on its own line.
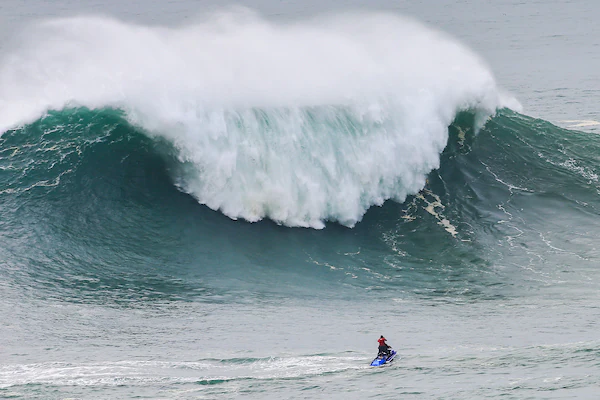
left=378, top=337, right=387, bottom=346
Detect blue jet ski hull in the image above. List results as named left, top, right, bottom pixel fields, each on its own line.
left=370, top=350, right=397, bottom=366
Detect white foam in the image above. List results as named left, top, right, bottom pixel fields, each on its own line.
left=560, top=120, right=600, bottom=128
left=0, top=356, right=364, bottom=388
left=417, top=191, right=459, bottom=237
left=0, top=9, right=516, bottom=227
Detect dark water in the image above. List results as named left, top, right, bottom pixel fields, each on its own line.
left=1, top=2, right=599, bottom=399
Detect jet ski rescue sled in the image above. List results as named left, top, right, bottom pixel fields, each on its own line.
left=370, top=349, right=397, bottom=367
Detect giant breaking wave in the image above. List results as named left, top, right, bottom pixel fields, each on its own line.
left=0, top=9, right=519, bottom=228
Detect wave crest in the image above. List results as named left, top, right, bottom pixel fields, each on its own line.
left=0, top=10, right=515, bottom=227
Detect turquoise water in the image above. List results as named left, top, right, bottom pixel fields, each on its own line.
left=1, top=1, right=599, bottom=399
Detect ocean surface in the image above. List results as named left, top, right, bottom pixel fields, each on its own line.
left=1, top=1, right=599, bottom=399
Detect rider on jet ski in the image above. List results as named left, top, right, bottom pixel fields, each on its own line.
left=377, top=335, right=391, bottom=357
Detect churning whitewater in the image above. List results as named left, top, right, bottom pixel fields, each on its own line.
left=0, top=10, right=516, bottom=227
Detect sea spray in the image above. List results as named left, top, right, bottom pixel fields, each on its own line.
left=0, top=9, right=512, bottom=227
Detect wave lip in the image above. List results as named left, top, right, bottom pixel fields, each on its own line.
left=0, top=10, right=513, bottom=227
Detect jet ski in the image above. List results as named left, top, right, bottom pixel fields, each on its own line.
left=370, top=349, right=397, bottom=367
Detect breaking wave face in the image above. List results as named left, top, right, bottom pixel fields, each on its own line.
left=0, top=9, right=516, bottom=228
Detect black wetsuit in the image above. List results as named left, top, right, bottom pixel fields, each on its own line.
left=378, top=344, right=390, bottom=356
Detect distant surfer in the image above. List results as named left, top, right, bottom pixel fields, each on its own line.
left=377, top=335, right=391, bottom=356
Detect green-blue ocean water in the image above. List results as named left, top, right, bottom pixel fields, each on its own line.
left=1, top=1, right=599, bottom=399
